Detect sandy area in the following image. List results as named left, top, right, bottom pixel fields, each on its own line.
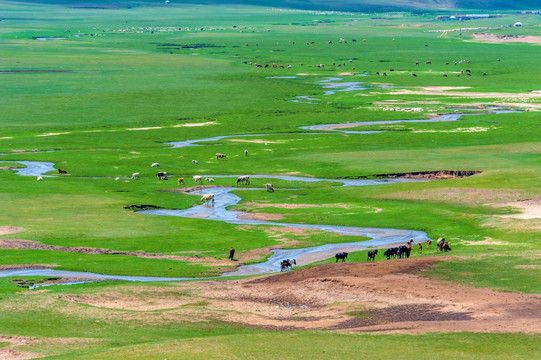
left=60, top=257, right=540, bottom=334
left=0, top=227, right=23, bottom=236
left=471, top=33, right=541, bottom=45
left=174, top=121, right=217, bottom=127
left=500, top=197, right=541, bottom=219
left=35, top=132, right=70, bottom=137
left=387, top=87, right=541, bottom=99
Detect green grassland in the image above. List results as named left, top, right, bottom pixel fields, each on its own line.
left=0, top=1, right=540, bottom=358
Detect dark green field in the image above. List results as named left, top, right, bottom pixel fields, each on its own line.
left=0, top=1, right=539, bottom=358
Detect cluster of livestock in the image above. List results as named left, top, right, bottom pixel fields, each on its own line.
left=277, top=238, right=452, bottom=272
left=47, top=149, right=275, bottom=207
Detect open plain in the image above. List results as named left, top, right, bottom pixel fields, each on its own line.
left=0, top=0, right=540, bottom=358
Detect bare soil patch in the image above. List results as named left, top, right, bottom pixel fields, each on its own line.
left=388, top=87, right=541, bottom=99
left=67, top=257, right=541, bottom=334
left=500, top=197, right=541, bottom=219
left=471, top=33, right=541, bottom=45
left=0, top=227, right=24, bottom=236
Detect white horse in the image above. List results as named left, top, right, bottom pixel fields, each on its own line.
left=151, top=163, right=159, bottom=167
left=265, top=183, right=274, bottom=192
left=193, top=175, right=203, bottom=184
left=131, top=172, right=140, bottom=179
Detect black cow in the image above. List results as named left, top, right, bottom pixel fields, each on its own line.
left=335, top=252, right=348, bottom=262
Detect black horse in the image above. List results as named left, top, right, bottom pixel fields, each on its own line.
left=335, top=252, right=348, bottom=262
left=367, top=249, right=378, bottom=262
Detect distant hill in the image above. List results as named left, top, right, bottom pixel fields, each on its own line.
left=14, top=0, right=541, bottom=11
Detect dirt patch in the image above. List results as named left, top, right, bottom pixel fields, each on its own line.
left=0, top=227, right=23, bottom=236
left=471, top=33, right=541, bottom=45
left=241, top=202, right=350, bottom=209
left=236, top=211, right=285, bottom=221
left=173, top=121, right=216, bottom=127
left=0, top=167, right=17, bottom=171
left=0, top=264, right=53, bottom=270
left=499, top=197, right=541, bottom=219
left=36, top=132, right=70, bottom=137
left=461, top=238, right=512, bottom=246
left=77, top=257, right=540, bottom=334
left=387, top=87, right=541, bottom=99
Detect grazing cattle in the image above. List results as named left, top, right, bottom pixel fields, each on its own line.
left=426, top=60, right=431, bottom=64
left=192, top=160, right=198, bottom=165
left=58, top=169, right=68, bottom=174
left=265, top=183, right=274, bottom=192
left=193, top=175, right=203, bottom=184
left=426, top=239, right=432, bottom=248
left=443, top=74, right=448, bottom=77
left=315, top=64, right=324, bottom=68
left=115, top=177, right=120, bottom=181
left=206, top=177, right=214, bottom=183
left=177, top=177, right=184, bottom=184
left=437, top=238, right=445, bottom=252
left=244, top=149, right=248, bottom=156
left=418, top=243, right=423, bottom=254
left=156, top=172, right=167, bottom=179
left=37, top=176, right=43, bottom=181
left=151, top=163, right=159, bottom=167
left=482, top=72, right=487, bottom=76
left=389, top=68, right=395, bottom=71
left=236, top=175, right=250, bottom=185
left=442, top=241, right=451, bottom=252
left=228, top=247, right=235, bottom=260
left=415, top=61, right=419, bottom=65
left=280, top=258, right=296, bottom=271
left=131, top=172, right=140, bottom=180
left=367, top=249, right=378, bottom=262
left=412, top=73, right=417, bottom=77
left=200, top=193, right=214, bottom=205
left=335, top=252, right=348, bottom=262
left=216, top=153, right=226, bottom=160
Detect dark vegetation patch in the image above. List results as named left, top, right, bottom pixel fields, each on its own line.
left=334, top=304, right=473, bottom=329
left=123, top=204, right=161, bottom=211
left=341, top=170, right=482, bottom=180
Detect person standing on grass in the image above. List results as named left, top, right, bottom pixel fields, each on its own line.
left=228, top=247, right=235, bottom=260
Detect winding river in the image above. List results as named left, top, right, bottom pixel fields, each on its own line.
left=0, top=109, right=515, bottom=284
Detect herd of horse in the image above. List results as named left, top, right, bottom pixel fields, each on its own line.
left=279, top=238, right=450, bottom=272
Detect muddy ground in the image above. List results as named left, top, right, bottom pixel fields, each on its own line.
left=63, top=257, right=540, bottom=334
